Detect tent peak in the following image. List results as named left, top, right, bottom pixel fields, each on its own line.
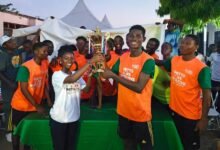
left=62, top=0, right=112, bottom=30
left=101, top=14, right=112, bottom=29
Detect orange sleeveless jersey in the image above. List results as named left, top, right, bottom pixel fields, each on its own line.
left=169, top=56, right=206, bottom=120
left=74, top=51, right=87, bottom=69
left=102, top=51, right=120, bottom=96
left=107, top=51, right=120, bottom=69
left=11, top=59, right=48, bottom=111
left=117, top=52, right=153, bottom=122
left=151, top=53, right=159, bottom=60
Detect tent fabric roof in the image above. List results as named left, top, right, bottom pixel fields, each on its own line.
left=62, top=0, right=112, bottom=30
left=101, top=14, right=112, bottom=29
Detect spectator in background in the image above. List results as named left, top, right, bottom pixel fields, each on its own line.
left=101, top=38, right=118, bottom=108
left=73, top=36, right=99, bottom=108
left=161, top=42, right=172, bottom=60
left=74, top=36, right=88, bottom=69
left=19, top=40, right=33, bottom=63
left=43, top=40, right=54, bottom=57
left=0, top=35, right=20, bottom=141
left=145, top=38, right=160, bottom=59
left=207, top=41, right=220, bottom=112
left=114, top=35, right=125, bottom=55
left=18, top=29, right=41, bottom=63
left=69, top=44, right=77, bottom=51
left=163, top=19, right=184, bottom=56
left=153, top=42, right=172, bottom=105
left=41, top=40, right=54, bottom=106
left=105, top=38, right=114, bottom=63
left=125, top=33, right=130, bottom=49
left=207, top=44, right=217, bottom=57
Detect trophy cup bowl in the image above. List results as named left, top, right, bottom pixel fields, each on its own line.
left=89, top=29, right=105, bottom=73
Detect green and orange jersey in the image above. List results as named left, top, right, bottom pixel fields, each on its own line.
left=11, top=59, right=48, bottom=111
left=151, top=53, right=159, bottom=60
left=153, top=65, right=171, bottom=104
left=112, top=52, right=155, bottom=122
left=164, top=56, right=211, bottom=120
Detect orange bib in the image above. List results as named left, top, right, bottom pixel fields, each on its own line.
left=74, top=51, right=87, bottom=69
left=11, top=59, right=48, bottom=111
left=107, top=51, right=120, bottom=69
left=117, top=52, right=153, bottom=122
left=169, top=56, right=206, bottom=120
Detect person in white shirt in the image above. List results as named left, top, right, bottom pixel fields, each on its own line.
left=207, top=41, right=220, bottom=111
left=49, top=48, right=103, bottom=150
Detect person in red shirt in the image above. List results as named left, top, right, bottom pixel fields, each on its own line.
left=74, top=36, right=98, bottom=107
left=101, top=38, right=117, bottom=107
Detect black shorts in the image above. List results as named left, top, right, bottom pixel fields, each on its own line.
left=118, top=115, right=153, bottom=147
left=170, top=110, right=200, bottom=150
left=49, top=118, right=79, bottom=150
left=12, top=108, right=32, bottom=126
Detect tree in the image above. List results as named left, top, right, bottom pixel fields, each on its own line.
left=0, top=3, right=18, bottom=14
left=157, top=0, right=220, bottom=32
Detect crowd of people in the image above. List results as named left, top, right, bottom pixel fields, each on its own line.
left=0, top=19, right=219, bottom=150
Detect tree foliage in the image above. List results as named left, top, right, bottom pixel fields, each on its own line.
left=157, top=0, right=220, bottom=30
left=0, top=3, right=18, bottom=14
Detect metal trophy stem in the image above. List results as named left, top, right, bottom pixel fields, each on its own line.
left=88, top=28, right=106, bottom=73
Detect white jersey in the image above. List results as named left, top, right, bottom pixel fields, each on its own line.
left=50, top=70, right=86, bottom=123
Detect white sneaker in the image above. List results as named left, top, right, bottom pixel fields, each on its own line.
left=5, top=132, right=12, bottom=142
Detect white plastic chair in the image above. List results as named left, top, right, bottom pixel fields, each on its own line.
left=208, top=87, right=220, bottom=130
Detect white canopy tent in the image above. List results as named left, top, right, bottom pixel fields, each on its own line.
left=13, top=17, right=92, bottom=59
left=62, top=0, right=112, bottom=30
left=101, top=15, right=112, bottom=29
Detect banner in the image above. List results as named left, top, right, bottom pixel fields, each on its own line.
left=102, top=24, right=165, bottom=59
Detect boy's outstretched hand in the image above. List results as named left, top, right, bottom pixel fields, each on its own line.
left=102, top=68, right=115, bottom=79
